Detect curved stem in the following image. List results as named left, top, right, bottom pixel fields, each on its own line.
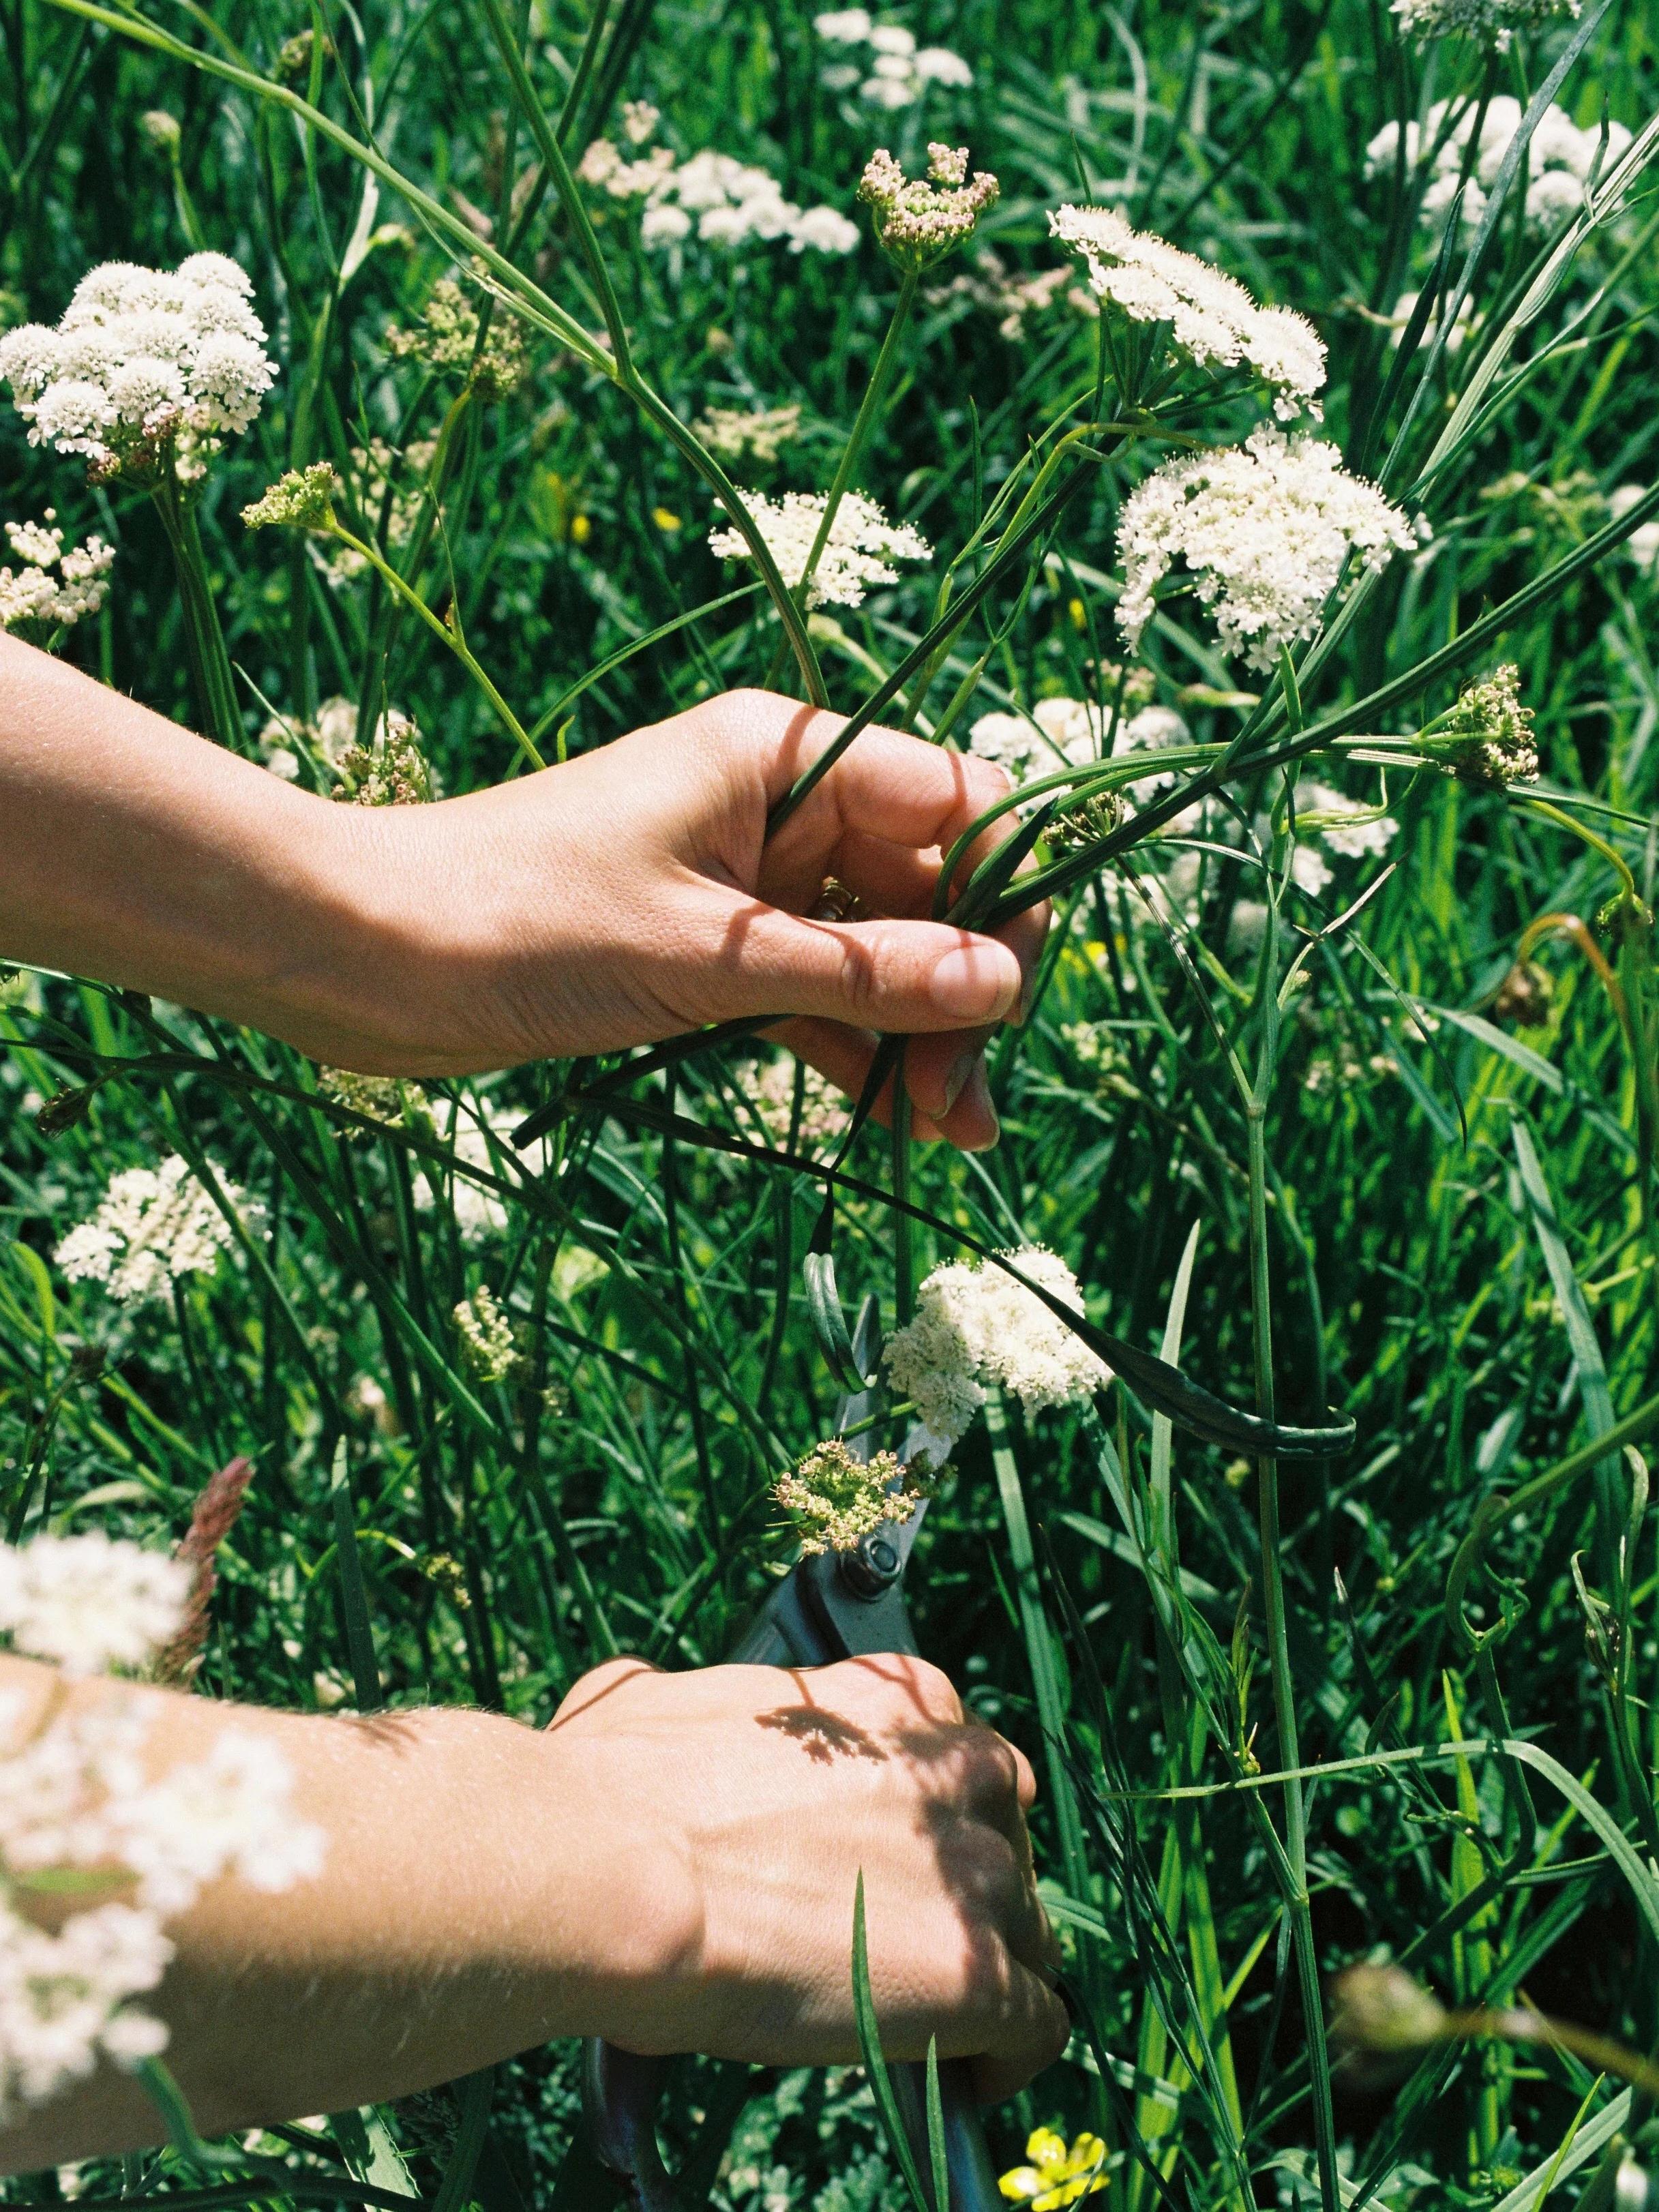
left=323, top=522, right=545, bottom=770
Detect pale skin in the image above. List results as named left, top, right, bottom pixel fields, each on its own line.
left=0, top=634, right=1064, bottom=2167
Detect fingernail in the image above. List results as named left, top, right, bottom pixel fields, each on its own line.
left=940, top=1049, right=977, bottom=1115
left=959, top=1057, right=1000, bottom=1150
left=929, top=944, right=1020, bottom=1021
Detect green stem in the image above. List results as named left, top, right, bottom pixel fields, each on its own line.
left=152, top=472, right=240, bottom=747
left=1247, top=1096, right=1341, bottom=2211
left=800, top=267, right=920, bottom=604
left=323, top=522, right=545, bottom=769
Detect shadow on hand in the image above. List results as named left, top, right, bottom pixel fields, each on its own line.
left=756, top=1703, right=889, bottom=1764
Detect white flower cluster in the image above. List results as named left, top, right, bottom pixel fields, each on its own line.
left=0, top=1532, right=323, bottom=2118
left=578, top=135, right=859, bottom=256
left=709, top=488, right=930, bottom=610
left=968, top=694, right=1189, bottom=786
left=1116, top=425, right=1420, bottom=673
left=0, top=254, right=275, bottom=479
left=1051, top=207, right=1326, bottom=418
left=413, top=1103, right=554, bottom=1240
left=693, top=404, right=801, bottom=464
left=1367, top=98, right=1630, bottom=231
left=928, top=249, right=1079, bottom=340
left=0, top=1534, right=190, bottom=1677
left=884, top=1248, right=1110, bottom=1468
left=0, top=513, right=113, bottom=634
left=1391, top=0, right=1576, bottom=47
left=813, top=12, right=973, bottom=108
left=54, top=1155, right=258, bottom=1308
left=1611, top=484, right=1659, bottom=572
left=749, top=1055, right=850, bottom=1149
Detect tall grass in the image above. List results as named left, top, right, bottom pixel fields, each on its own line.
left=3, top=0, right=1659, bottom=2203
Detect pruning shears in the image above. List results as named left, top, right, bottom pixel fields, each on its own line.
left=574, top=1299, right=1004, bottom=2212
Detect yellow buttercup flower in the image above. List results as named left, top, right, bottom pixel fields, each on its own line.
left=998, top=2127, right=1108, bottom=2209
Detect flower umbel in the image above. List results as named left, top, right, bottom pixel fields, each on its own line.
left=53, top=1156, right=258, bottom=1308
left=0, top=254, right=275, bottom=482
left=453, top=1285, right=524, bottom=1386
left=998, top=2127, right=1108, bottom=2209
left=1115, top=425, right=1420, bottom=673
left=1051, top=206, right=1326, bottom=417
left=774, top=1441, right=928, bottom=1555
left=858, top=145, right=1000, bottom=273
left=884, top=1249, right=1111, bottom=1469
left=1421, top=665, right=1539, bottom=789
left=241, top=462, right=340, bottom=533
left=710, top=488, right=930, bottom=610
left=0, top=514, right=113, bottom=636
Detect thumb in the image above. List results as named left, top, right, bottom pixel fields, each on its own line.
left=691, top=896, right=1023, bottom=1032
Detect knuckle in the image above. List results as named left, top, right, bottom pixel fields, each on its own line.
left=903, top=1655, right=964, bottom=1722
left=833, top=930, right=883, bottom=1021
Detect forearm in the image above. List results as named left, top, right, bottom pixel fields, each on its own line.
left=0, top=636, right=391, bottom=1058
left=0, top=1660, right=673, bottom=2171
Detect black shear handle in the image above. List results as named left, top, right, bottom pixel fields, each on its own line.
left=578, top=1545, right=1004, bottom=2212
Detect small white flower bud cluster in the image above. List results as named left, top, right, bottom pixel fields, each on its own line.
left=453, top=1285, right=524, bottom=1386
left=927, top=249, right=1078, bottom=341
left=858, top=145, right=1000, bottom=273
left=709, top=487, right=930, bottom=610
left=1051, top=206, right=1326, bottom=418
left=331, top=707, right=437, bottom=807
left=318, top=1066, right=428, bottom=1131
left=813, top=13, right=973, bottom=109
left=0, top=1530, right=324, bottom=2117
left=1116, top=425, right=1421, bottom=674
left=1611, top=484, right=1659, bottom=573
left=0, top=513, right=113, bottom=635
left=1429, top=665, right=1540, bottom=789
left=775, top=1439, right=927, bottom=1555
left=0, top=254, right=275, bottom=481
left=969, top=693, right=1188, bottom=789
left=54, top=1156, right=260, bottom=1309
left=384, top=274, right=527, bottom=401
left=749, top=1054, right=850, bottom=1150
left=579, top=132, right=860, bottom=257
left=693, top=404, right=802, bottom=465
left=883, top=1248, right=1111, bottom=1469
left=412, top=1104, right=555, bottom=1242
left=241, top=460, right=340, bottom=533
left=1366, top=98, right=1630, bottom=231
left=1390, top=0, right=1576, bottom=47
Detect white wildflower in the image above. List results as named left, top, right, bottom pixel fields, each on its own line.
left=913, top=46, right=974, bottom=85
left=1611, top=485, right=1659, bottom=573
left=586, top=141, right=858, bottom=257
left=1051, top=205, right=1326, bottom=417
left=883, top=1248, right=1110, bottom=1468
left=1392, top=0, right=1577, bottom=46
left=0, top=1671, right=323, bottom=2118
left=1115, top=425, right=1420, bottom=673
left=0, top=255, right=274, bottom=478
left=693, top=404, right=801, bottom=464
left=709, top=488, right=930, bottom=610
left=413, top=1103, right=553, bottom=1240
left=749, top=1056, right=850, bottom=1149
left=1293, top=779, right=1397, bottom=859
left=0, top=1535, right=190, bottom=1675
left=109, top=1729, right=326, bottom=1913
left=0, top=513, right=113, bottom=634
left=1366, top=97, right=1630, bottom=232
left=928, top=248, right=1074, bottom=340
left=775, top=1441, right=927, bottom=1555
left=453, top=1285, right=523, bottom=1386
left=620, top=98, right=659, bottom=144
left=813, top=6, right=873, bottom=37
left=54, top=1154, right=257, bottom=1307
